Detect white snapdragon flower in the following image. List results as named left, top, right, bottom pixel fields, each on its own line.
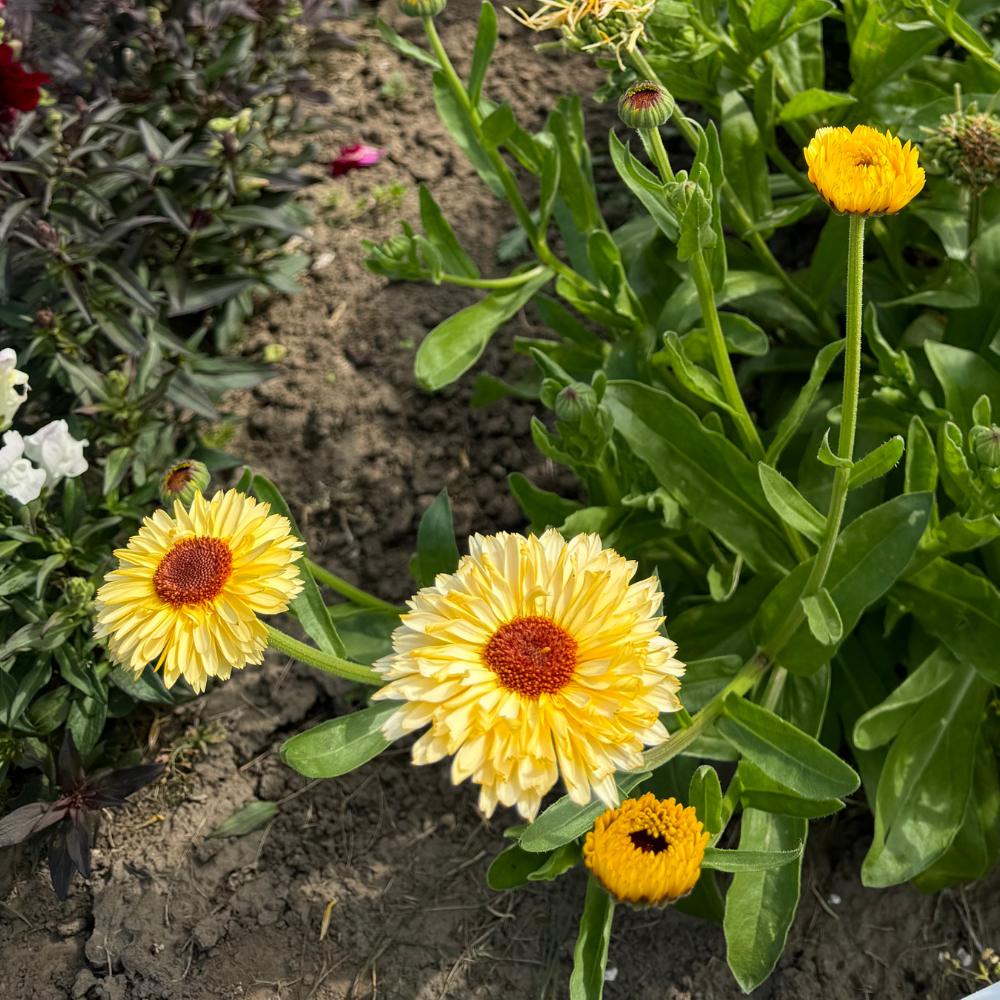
left=0, top=349, right=29, bottom=432
left=22, top=420, right=89, bottom=488
left=0, top=431, right=46, bottom=504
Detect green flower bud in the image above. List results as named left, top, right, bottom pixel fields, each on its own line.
left=0, top=730, right=20, bottom=764
left=618, top=81, right=674, bottom=130
left=160, top=459, right=211, bottom=508
left=64, top=576, right=96, bottom=605
left=398, top=0, right=446, bottom=17
left=971, top=425, right=1000, bottom=468
left=555, top=382, right=597, bottom=422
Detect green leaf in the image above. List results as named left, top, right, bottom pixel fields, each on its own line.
left=480, top=102, right=516, bottom=149
left=853, top=645, right=957, bottom=751
left=738, top=761, right=844, bottom=818
left=721, top=91, right=772, bottom=229
left=778, top=88, right=856, bottom=121
left=569, top=877, right=615, bottom=1000
left=718, top=693, right=859, bottom=799
left=849, top=435, right=904, bottom=490
left=689, top=764, right=723, bottom=835
left=703, top=845, right=802, bottom=872
left=519, top=771, right=650, bottom=853
left=894, top=559, right=1000, bottom=685
left=801, top=588, right=843, bottom=645
left=432, top=71, right=505, bottom=198
left=849, top=3, right=940, bottom=98
left=217, top=206, right=304, bottom=237
left=251, top=475, right=347, bottom=659
left=414, top=267, right=552, bottom=391
left=757, top=463, right=826, bottom=544
left=413, top=489, right=460, bottom=588
left=280, top=703, right=398, bottom=778
left=419, top=185, right=479, bottom=279
left=764, top=339, right=845, bottom=465
left=376, top=17, right=441, bottom=69
left=603, top=381, right=794, bottom=574
left=467, top=1, right=497, bottom=105
left=661, top=332, right=730, bottom=411
left=487, top=842, right=549, bottom=889
left=817, top=428, right=853, bottom=468
left=925, top=340, right=1000, bottom=432
left=904, top=415, right=937, bottom=494
left=608, top=130, right=678, bottom=241
left=862, top=659, right=991, bottom=887
left=676, top=184, right=716, bottom=261
left=508, top=472, right=583, bottom=534
left=67, top=695, right=107, bottom=756
left=209, top=800, right=278, bottom=838
left=723, top=809, right=806, bottom=992
left=753, top=493, right=934, bottom=674
left=109, top=665, right=184, bottom=705
left=103, top=446, right=132, bottom=496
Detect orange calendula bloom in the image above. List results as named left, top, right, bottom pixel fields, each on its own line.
left=583, top=792, right=708, bottom=905
left=804, top=125, right=925, bottom=216
left=372, top=530, right=685, bottom=821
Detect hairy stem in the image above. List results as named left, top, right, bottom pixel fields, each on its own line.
left=266, top=625, right=383, bottom=686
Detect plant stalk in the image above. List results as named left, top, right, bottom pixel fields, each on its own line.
left=266, top=625, right=383, bottom=686
left=689, top=249, right=765, bottom=462
left=305, top=559, right=404, bottom=614
left=640, top=126, right=674, bottom=183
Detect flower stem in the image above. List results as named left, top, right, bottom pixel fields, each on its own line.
left=421, top=265, right=548, bottom=290
left=266, top=625, right=383, bottom=686
left=765, top=215, right=866, bottom=653
left=304, top=559, right=404, bottom=615
left=639, top=126, right=674, bottom=183
left=689, top=249, right=765, bottom=463
left=642, top=653, right=769, bottom=769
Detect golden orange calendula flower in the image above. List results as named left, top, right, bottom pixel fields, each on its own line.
left=804, top=125, right=925, bottom=216
left=95, top=490, right=303, bottom=692
left=583, top=792, right=708, bottom=905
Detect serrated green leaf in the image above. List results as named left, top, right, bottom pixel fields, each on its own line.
left=849, top=436, right=904, bottom=490
left=702, top=844, right=802, bottom=872
left=757, top=463, right=826, bottom=544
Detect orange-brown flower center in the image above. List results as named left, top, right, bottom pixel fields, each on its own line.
left=165, top=464, right=194, bottom=494
left=630, top=829, right=671, bottom=854
left=153, top=537, right=233, bottom=606
left=482, top=616, right=577, bottom=698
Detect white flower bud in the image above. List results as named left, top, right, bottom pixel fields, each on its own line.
left=22, top=420, right=89, bottom=488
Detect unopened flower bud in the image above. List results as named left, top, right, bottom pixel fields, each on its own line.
left=64, top=576, right=96, bottom=605
left=159, top=459, right=211, bottom=508
left=971, top=425, right=1000, bottom=468
left=398, top=0, right=446, bottom=16
left=555, top=382, right=597, bottom=422
left=618, top=81, right=674, bottom=130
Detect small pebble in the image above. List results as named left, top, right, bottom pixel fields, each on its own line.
left=604, top=967, right=618, bottom=982
left=828, top=894, right=841, bottom=906
left=57, top=917, right=89, bottom=937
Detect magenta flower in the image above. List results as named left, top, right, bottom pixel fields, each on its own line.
left=331, top=143, right=385, bottom=177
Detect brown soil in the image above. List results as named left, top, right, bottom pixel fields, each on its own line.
left=2, top=2, right=998, bottom=999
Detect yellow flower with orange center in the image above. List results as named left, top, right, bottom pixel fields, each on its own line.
left=95, top=490, right=303, bottom=692
left=372, top=530, right=685, bottom=821
left=804, top=125, right=925, bottom=216
left=583, top=792, right=708, bottom=905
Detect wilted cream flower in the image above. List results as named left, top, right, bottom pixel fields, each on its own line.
left=22, top=419, right=88, bottom=488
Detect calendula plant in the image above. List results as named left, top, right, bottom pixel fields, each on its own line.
left=341, top=0, right=1000, bottom=993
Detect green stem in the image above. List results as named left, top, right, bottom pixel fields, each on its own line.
left=766, top=215, right=866, bottom=652
left=640, top=126, right=674, bottom=182
left=689, top=249, right=765, bottom=462
left=970, top=188, right=981, bottom=249
left=266, top=624, right=383, bottom=686
left=422, top=15, right=588, bottom=289
left=417, top=266, right=548, bottom=290
left=305, top=559, right=403, bottom=614
left=643, top=653, right=769, bottom=769
left=628, top=49, right=838, bottom=343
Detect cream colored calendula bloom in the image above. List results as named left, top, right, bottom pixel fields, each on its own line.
left=584, top=793, right=708, bottom=905
left=95, top=490, right=303, bottom=692
left=804, top=125, right=925, bottom=216
left=373, top=530, right=685, bottom=821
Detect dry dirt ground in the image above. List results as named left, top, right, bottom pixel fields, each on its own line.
left=3, top=1, right=1000, bottom=998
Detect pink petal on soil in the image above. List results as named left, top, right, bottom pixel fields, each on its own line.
left=331, top=143, right=385, bottom=177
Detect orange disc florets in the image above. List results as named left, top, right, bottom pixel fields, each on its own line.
left=153, top=537, right=233, bottom=606
left=482, top=615, right=577, bottom=698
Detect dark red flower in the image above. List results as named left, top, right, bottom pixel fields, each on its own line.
left=0, top=43, right=51, bottom=115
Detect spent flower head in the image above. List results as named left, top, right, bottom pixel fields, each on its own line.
left=922, top=103, right=1000, bottom=194
left=506, top=0, right=656, bottom=69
